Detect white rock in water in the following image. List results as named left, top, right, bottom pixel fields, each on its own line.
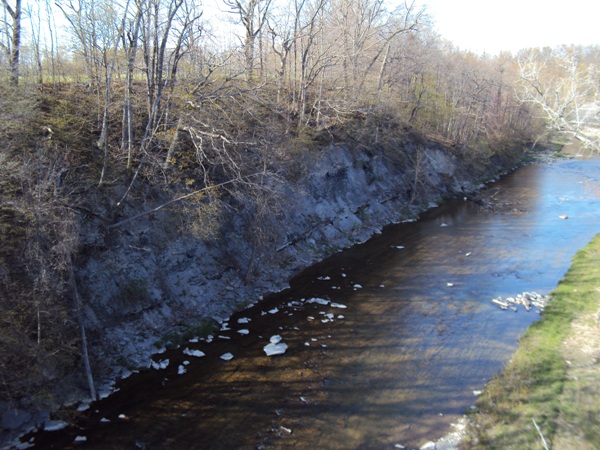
left=220, top=352, right=234, bottom=361
left=178, top=365, right=187, bottom=375
left=183, top=348, right=205, bottom=357
left=270, top=335, right=282, bottom=344
left=353, top=284, right=362, bottom=289
left=446, top=282, right=454, bottom=287
left=44, top=420, right=68, bottom=431
left=237, top=329, right=250, bottom=335
left=307, top=297, right=329, bottom=305
left=77, top=402, right=90, bottom=412
left=151, top=359, right=169, bottom=370
left=440, top=223, right=449, bottom=227
left=264, top=342, right=288, bottom=356
left=98, top=389, right=112, bottom=400
left=420, top=441, right=436, bottom=450
left=74, top=436, right=87, bottom=443
left=317, top=276, right=331, bottom=280
left=330, top=302, right=347, bottom=309
left=100, top=417, right=110, bottom=423
left=268, top=308, right=279, bottom=314
left=237, top=317, right=250, bottom=324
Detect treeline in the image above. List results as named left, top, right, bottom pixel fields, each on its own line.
left=0, top=0, right=599, bottom=420
left=3, top=1, right=599, bottom=157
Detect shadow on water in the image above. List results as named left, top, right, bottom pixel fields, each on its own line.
left=28, top=156, right=600, bottom=449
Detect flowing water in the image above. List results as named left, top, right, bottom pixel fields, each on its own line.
left=30, top=155, right=600, bottom=449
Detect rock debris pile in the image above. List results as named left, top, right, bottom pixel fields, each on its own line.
left=491, top=292, right=550, bottom=313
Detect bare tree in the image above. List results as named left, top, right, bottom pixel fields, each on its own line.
left=122, top=0, right=144, bottom=168
left=518, top=47, right=600, bottom=151
left=56, top=0, right=103, bottom=85
left=1, top=0, right=21, bottom=84
left=225, top=0, right=272, bottom=82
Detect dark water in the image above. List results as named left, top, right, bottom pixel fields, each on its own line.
left=30, top=156, right=600, bottom=449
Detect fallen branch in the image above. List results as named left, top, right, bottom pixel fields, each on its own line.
left=532, top=419, right=550, bottom=450
left=107, top=172, right=265, bottom=229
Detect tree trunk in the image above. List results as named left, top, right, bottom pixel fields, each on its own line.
left=2, top=0, right=22, bottom=85
left=69, top=261, right=97, bottom=402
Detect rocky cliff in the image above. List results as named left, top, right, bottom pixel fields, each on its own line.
left=78, top=136, right=521, bottom=380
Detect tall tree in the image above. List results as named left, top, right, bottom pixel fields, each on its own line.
left=225, top=0, right=273, bottom=82
left=1, top=0, right=22, bottom=84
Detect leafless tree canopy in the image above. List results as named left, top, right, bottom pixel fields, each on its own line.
left=0, top=0, right=599, bottom=416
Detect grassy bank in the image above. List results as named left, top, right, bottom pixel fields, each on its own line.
left=463, top=233, right=600, bottom=449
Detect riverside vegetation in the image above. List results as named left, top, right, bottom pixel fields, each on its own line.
left=462, top=232, right=600, bottom=449
left=1, top=0, right=599, bottom=444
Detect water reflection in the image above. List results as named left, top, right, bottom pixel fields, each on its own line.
left=34, top=158, right=600, bottom=449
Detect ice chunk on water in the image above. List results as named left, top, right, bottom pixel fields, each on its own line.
left=220, top=352, right=234, bottom=361
left=183, top=348, right=205, bottom=357
left=306, top=297, right=329, bottom=305
left=151, top=359, right=169, bottom=370
left=330, top=302, right=347, bottom=309
left=44, top=420, right=68, bottom=431
left=264, top=342, right=288, bottom=356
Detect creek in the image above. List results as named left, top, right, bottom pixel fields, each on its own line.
left=29, top=155, right=600, bottom=449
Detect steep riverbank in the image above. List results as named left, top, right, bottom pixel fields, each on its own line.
left=80, top=137, right=522, bottom=380
left=1, top=130, right=528, bottom=446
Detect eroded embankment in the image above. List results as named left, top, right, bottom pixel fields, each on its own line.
left=80, top=140, right=521, bottom=379
left=1, top=135, right=526, bottom=446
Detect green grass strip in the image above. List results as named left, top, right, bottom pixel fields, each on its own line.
left=463, top=233, right=600, bottom=449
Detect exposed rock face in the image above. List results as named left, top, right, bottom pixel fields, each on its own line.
left=78, top=139, right=520, bottom=376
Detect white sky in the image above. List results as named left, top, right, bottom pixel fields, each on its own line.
left=422, top=0, right=600, bottom=54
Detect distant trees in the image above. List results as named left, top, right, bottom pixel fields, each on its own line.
left=518, top=46, right=600, bottom=151
left=5, top=0, right=595, bottom=155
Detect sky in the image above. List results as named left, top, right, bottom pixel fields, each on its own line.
left=421, top=0, right=600, bottom=54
